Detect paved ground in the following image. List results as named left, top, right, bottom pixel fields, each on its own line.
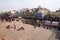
left=50, top=28, right=60, bottom=40
left=0, top=20, right=55, bottom=40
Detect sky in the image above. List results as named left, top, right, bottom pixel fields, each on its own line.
left=0, top=0, right=60, bottom=12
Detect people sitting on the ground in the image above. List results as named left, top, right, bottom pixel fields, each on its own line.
left=6, top=25, right=10, bottom=29
left=17, top=27, right=25, bottom=31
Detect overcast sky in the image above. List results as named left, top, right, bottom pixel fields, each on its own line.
left=0, top=0, right=60, bottom=12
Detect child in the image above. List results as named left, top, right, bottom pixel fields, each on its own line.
left=14, top=24, right=16, bottom=29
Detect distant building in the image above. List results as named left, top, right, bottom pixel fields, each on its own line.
left=11, top=10, right=18, bottom=14
left=56, top=8, right=60, bottom=12
left=50, top=11, right=60, bottom=17
left=36, top=6, right=50, bottom=16
left=41, top=8, right=50, bottom=16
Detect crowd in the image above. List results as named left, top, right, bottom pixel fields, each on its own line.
left=0, top=15, right=15, bottom=22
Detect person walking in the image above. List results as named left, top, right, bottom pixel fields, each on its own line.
left=14, top=24, right=16, bottom=29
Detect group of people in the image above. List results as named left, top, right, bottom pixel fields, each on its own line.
left=1, top=16, right=15, bottom=22
left=6, top=24, right=25, bottom=31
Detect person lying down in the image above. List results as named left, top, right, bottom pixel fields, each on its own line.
left=17, top=27, right=25, bottom=31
